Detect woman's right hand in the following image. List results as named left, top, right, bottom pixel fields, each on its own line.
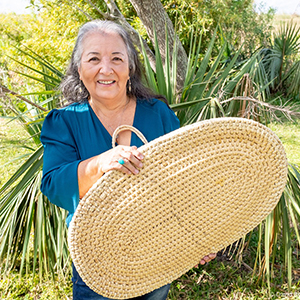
left=78, top=145, right=144, bottom=198
left=97, top=145, right=144, bottom=175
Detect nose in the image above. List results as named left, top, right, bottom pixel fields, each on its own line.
left=99, top=58, right=113, bottom=75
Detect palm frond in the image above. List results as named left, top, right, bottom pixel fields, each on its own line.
left=274, top=22, right=300, bottom=57
left=0, top=42, right=67, bottom=278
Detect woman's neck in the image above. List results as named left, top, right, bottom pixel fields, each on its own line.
left=89, top=96, right=131, bottom=115
left=89, top=96, right=136, bottom=142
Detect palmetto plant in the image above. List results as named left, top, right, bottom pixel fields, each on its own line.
left=258, top=21, right=300, bottom=98
left=1, top=26, right=300, bottom=294
left=0, top=49, right=70, bottom=280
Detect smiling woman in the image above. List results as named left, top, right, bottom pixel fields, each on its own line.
left=78, top=31, right=130, bottom=111
left=38, top=19, right=203, bottom=300
left=39, top=19, right=216, bottom=300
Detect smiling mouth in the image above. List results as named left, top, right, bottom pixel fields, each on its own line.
left=97, top=80, right=115, bottom=85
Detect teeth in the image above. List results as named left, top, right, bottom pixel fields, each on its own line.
left=98, top=80, right=114, bottom=84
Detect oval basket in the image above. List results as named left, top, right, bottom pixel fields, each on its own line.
left=68, top=117, right=288, bottom=299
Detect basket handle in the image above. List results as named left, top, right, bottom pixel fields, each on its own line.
left=112, top=125, right=148, bottom=148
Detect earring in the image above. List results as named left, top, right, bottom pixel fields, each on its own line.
left=128, top=78, right=132, bottom=93
left=79, top=80, right=83, bottom=93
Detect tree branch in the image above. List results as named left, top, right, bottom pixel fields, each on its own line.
left=220, top=96, right=300, bottom=121
left=69, top=0, right=94, bottom=20
left=0, top=84, right=47, bottom=112
left=84, top=0, right=111, bottom=19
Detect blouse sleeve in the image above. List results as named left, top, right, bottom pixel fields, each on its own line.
left=40, top=109, right=81, bottom=214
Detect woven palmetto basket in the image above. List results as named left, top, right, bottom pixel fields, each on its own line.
left=68, top=117, right=288, bottom=299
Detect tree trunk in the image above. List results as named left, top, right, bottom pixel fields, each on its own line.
left=129, top=0, right=188, bottom=93
left=100, top=0, right=156, bottom=71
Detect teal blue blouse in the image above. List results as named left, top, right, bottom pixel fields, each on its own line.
left=40, top=99, right=180, bottom=226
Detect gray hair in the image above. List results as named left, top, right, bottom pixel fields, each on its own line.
left=60, top=20, right=165, bottom=104
left=73, top=20, right=136, bottom=74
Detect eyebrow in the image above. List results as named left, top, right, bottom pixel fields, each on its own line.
left=112, top=51, right=125, bottom=56
left=87, top=52, right=100, bottom=56
left=86, top=51, right=125, bottom=56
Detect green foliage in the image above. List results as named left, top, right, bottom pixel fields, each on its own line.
left=0, top=119, right=35, bottom=186
left=0, top=0, right=300, bottom=296
left=0, top=0, right=276, bottom=97
left=198, top=0, right=275, bottom=55
left=0, top=2, right=87, bottom=95
left=257, top=21, right=300, bottom=98
left=116, top=0, right=275, bottom=57
left=0, top=49, right=70, bottom=280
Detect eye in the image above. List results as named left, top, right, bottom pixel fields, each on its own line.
left=113, top=57, right=123, bottom=62
left=88, top=57, right=99, bottom=62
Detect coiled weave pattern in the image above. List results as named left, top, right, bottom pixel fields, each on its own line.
left=68, top=117, right=288, bottom=299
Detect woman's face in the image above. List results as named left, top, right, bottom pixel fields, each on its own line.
left=78, top=31, right=130, bottom=105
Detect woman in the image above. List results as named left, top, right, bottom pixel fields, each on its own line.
left=40, top=20, right=215, bottom=300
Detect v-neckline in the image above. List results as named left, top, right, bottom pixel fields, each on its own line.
left=88, top=101, right=138, bottom=147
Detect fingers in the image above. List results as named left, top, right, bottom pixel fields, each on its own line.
left=196, top=253, right=217, bottom=267
left=121, top=146, right=144, bottom=168
left=115, top=146, right=144, bottom=175
left=209, top=253, right=217, bottom=259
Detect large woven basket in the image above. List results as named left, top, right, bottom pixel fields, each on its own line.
left=68, top=117, right=287, bottom=299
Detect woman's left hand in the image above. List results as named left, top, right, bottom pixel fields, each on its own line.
left=194, top=253, right=216, bottom=268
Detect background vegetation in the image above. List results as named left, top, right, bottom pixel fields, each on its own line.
left=1, top=0, right=300, bottom=299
